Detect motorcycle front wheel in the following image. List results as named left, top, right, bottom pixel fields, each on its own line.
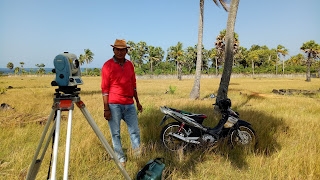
left=230, top=125, right=256, bottom=148
left=160, top=122, right=188, bottom=151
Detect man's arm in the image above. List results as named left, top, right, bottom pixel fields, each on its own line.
left=101, top=62, right=111, bottom=120
left=134, top=89, right=143, bottom=113
left=103, top=94, right=111, bottom=120
left=130, top=61, right=142, bottom=113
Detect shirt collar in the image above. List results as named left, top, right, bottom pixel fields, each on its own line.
left=113, top=56, right=127, bottom=64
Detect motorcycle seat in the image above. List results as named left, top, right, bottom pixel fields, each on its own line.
left=167, top=107, right=207, bottom=119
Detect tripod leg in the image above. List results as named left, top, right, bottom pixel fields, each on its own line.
left=26, top=108, right=56, bottom=180
left=63, top=110, right=73, bottom=180
left=77, top=102, right=131, bottom=180
left=51, top=109, right=62, bottom=180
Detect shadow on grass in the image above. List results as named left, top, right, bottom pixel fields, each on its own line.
left=136, top=96, right=287, bottom=177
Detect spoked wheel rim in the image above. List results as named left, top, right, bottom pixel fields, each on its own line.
left=162, top=124, right=188, bottom=151
left=231, top=126, right=256, bottom=148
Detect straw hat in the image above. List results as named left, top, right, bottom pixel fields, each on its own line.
left=111, top=39, right=130, bottom=49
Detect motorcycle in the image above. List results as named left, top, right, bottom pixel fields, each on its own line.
left=159, top=98, right=256, bottom=151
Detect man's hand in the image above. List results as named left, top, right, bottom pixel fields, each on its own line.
left=104, top=110, right=111, bottom=121
left=137, top=102, right=143, bottom=113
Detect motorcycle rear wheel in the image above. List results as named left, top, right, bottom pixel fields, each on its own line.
left=230, top=125, right=256, bottom=148
left=160, top=122, right=188, bottom=151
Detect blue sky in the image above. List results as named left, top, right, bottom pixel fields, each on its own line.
left=1, top=0, right=319, bottom=68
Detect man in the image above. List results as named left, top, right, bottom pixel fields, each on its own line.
left=101, top=39, right=143, bottom=166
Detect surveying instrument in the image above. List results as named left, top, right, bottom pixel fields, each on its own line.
left=26, top=52, right=131, bottom=180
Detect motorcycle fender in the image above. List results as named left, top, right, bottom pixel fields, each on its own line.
left=237, top=120, right=251, bottom=126
left=160, top=115, right=171, bottom=126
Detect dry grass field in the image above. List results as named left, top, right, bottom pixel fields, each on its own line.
left=0, top=76, right=319, bottom=179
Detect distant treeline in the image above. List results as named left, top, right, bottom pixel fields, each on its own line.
left=4, top=33, right=319, bottom=77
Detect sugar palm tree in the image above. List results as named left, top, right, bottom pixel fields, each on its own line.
left=216, top=0, right=240, bottom=102
left=19, top=62, right=25, bottom=74
left=300, top=40, right=320, bottom=82
left=14, top=67, right=20, bottom=75
left=214, top=29, right=239, bottom=70
left=7, top=62, right=14, bottom=74
left=190, top=0, right=228, bottom=100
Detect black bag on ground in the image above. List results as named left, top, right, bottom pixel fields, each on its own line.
left=136, top=158, right=165, bottom=180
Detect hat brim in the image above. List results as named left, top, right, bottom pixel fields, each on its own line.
left=111, top=45, right=129, bottom=49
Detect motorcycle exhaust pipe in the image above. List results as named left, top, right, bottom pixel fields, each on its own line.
left=168, top=132, right=200, bottom=144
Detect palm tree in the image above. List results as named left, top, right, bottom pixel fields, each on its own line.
left=276, top=45, right=288, bottom=74
left=167, top=42, right=184, bottom=80
left=190, top=0, right=228, bottom=100
left=127, top=41, right=148, bottom=68
left=286, top=53, right=304, bottom=66
left=185, top=46, right=198, bottom=73
left=79, top=54, right=85, bottom=66
left=136, top=41, right=148, bottom=68
left=276, top=45, right=285, bottom=75
left=35, top=63, right=45, bottom=75
left=19, top=62, right=25, bottom=74
left=248, top=50, right=259, bottom=75
left=7, top=62, right=14, bottom=74
left=300, top=40, right=320, bottom=82
left=216, top=0, right=240, bottom=102
left=281, top=49, right=289, bottom=74
left=215, top=29, right=239, bottom=72
left=127, top=41, right=138, bottom=66
left=80, top=49, right=94, bottom=75
left=14, top=67, right=20, bottom=75
left=207, top=48, right=218, bottom=75
left=148, top=46, right=164, bottom=73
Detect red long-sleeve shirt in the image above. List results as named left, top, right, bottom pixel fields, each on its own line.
left=101, top=57, right=136, bottom=104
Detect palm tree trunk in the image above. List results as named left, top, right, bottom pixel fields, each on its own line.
left=318, top=63, right=320, bottom=78
left=215, top=57, right=218, bottom=76
left=190, top=0, right=204, bottom=100
left=216, top=0, right=240, bottom=102
left=178, top=62, right=182, bottom=80
left=252, top=60, right=254, bottom=75
left=86, top=63, right=88, bottom=76
left=282, top=56, right=285, bottom=74
left=276, top=55, right=278, bottom=74
left=216, top=57, right=218, bottom=76
left=306, top=55, right=311, bottom=82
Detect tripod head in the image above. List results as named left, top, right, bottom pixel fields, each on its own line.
left=54, top=86, right=81, bottom=98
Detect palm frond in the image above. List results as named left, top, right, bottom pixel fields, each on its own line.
left=218, top=0, right=229, bottom=12
left=212, top=0, right=220, bottom=7
left=212, top=0, right=228, bottom=12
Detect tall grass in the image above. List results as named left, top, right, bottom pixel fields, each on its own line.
left=0, top=76, right=319, bottom=179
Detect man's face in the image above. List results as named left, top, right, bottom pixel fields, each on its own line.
left=113, top=48, right=127, bottom=60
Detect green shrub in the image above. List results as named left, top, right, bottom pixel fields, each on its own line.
left=168, top=85, right=176, bottom=94
left=0, top=87, right=7, bottom=94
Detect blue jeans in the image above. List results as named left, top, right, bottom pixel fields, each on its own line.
left=108, top=103, right=141, bottom=163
